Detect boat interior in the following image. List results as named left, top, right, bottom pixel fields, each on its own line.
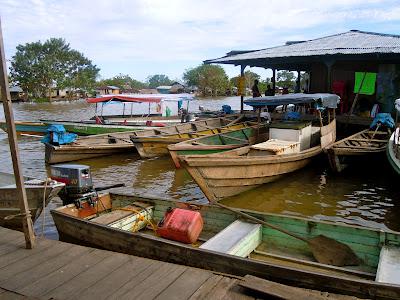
left=55, top=192, right=400, bottom=285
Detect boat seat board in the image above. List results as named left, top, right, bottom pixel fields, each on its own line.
left=200, top=220, right=262, bottom=257
left=90, top=205, right=140, bottom=225
left=251, top=139, right=300, bottom=154
left=375, top=246, right=400, bottom=284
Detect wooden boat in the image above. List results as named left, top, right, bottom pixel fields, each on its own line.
left=325, top=128, right=391, bottom=172
left=44, top=116, right=245, bottom=164
left=181, top=93, right=339, bottom=202
left=168, top=123, right=270, bottom=168
left=51, top=192, right=400, bottom=299
left=130, top=115, right=256, bottom=159
left=42, top=119, right=154, bottom=135
left=0, top=120, right=47, bottom=136
left=0, top=172, right=65, bottom=231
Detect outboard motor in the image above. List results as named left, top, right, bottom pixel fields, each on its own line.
left=50, top=164, right=124, bottom=207
left=50, top=164, right=96, bottom=207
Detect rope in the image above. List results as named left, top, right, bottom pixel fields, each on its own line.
left=41, top=178, right=49, bottom=238
left=118, top=207, right=158, bottom=232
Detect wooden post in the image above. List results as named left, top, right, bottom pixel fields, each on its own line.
left=272, top=69, right=276, bottom=95
left=296, top=70, right=301, bottom=93
left=240, top=65, right=245, bottom=113
left=0, top=19, right=35, bottom=248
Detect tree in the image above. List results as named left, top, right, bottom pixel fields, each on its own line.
left=277, top=70, right=296, bottom=91
left=10, top=38, right=99, bottom=100
left=146, top=74, right=172, bottom=88
left=183, top=65, right=229, bottom=96
left=98, top=74, right=146, bottom=90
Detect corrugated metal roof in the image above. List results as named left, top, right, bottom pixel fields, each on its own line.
left=9, top=86, right=23, bottom=93
left=206, top=30, right=400, bottom=64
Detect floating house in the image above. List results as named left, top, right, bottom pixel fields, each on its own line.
left=96, top=85, right=120, bottom=95
left=156, top=82, right=185, bottom=94
left=205, top=30, right=400, bottom=121
left=9, top=86, right=24, bottom=101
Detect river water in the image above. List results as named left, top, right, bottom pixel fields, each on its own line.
left=0, top=97, right=399, bottom=239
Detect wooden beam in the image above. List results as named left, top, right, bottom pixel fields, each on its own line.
left=272, top=69, right=276, bottom=95
left=0, top=18, right=35, bottom=249
left=240, top=65, right=245, bottom=113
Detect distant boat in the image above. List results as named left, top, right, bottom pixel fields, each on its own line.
left=325, top=128, right=390, bottom=172
left=130, top=115, right=256, bottom=159
left=0, top=120, right=47, bottom=136
left=168, top=123, right=270, bottom=168
left=44, top=116, right=245, bottom=164
left=51, top=192, right=400, bottom=299
left=0, top=172, right=65, bottom=231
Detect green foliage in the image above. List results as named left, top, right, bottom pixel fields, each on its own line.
left=146, top=74, right=172, bottom=88
left=183, top=65, right=229, bottom=96
left=98, top=74, right=146, bottom=90
left=277, top=70, right=296, bottom=91
left=10, top=38, right=99, bottom=100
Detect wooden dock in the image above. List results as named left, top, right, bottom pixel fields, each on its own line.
left=0, top=226, right=253, bottom=300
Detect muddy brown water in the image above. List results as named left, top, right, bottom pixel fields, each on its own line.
left=0, top=97, right=398, bottom=239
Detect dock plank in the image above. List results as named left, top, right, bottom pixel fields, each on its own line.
left=1, top=243, right=89, bottom=291
left=17, top=248, right=110, bottom=297
left=43, top=251, right=129, bottom=300
left=0, top=226, right=254, bottom=300
left=154, top=268, right=213, bottom=300
left=119, top=262, right=187, bottom=300
left=76, top=255, right=157, bottom=300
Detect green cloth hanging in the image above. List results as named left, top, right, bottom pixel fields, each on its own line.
left=354, top=72, right=377, bottom=95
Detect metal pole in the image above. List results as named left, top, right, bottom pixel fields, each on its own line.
left=272, top=69, right=276, bottom=95
left=0, top=19, right=35, bottom=248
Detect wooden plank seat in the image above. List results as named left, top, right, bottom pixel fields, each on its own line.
left=251, top=139, right=300, bottom=155
left=91, top=204, right=154, bottom=232
left=376, top=246, right=400, bottom=284
left=200, top=220, right=261, bottom=257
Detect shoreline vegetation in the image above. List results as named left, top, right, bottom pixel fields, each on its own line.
left=9, top=38, right=298, bottom=101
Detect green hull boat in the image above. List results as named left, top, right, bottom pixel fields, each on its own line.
left=51, top=192, right=400, bottom=299
left=168, top=124, right=269, bottom=168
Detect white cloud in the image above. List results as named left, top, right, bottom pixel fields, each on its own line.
left=1, top=0, right=400, bottom=80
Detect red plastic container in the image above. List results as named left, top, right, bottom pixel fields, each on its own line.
left=157, top=208, right=203, bottom=244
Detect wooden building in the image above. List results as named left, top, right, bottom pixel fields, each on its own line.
left=96, top=85, right=120, bottom=95
left=205, top=30, right=400, bottom=115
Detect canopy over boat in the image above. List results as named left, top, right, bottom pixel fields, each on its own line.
left=244, top=93, right=340, bottom=109
left=87, top=93, right=194, bottom=104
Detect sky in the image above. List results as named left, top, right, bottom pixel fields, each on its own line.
left=1, top=0, right=400, bottom=83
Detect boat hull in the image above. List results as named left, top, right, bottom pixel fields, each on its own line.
left=51, top=193, right=400, bottom=299
left=0, top=121, right=47, bottom=136
left=325, top=128, right=389, bottom=172
left=168, top=124, right=270, bottom=168
left=44, top=142, right=135, bottom=164
left=0, top=182, right=64, bottom=231
left=182, top=147, right=319, bottom=201
left=387, top=131, right=400, bottom=175
left=181, top=120, right=335, bottom=201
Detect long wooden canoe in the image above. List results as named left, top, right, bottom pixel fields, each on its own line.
left=324, top=128, right=390, bottom=172
left=168, top=124, right=270, bottom=168
left=0, top=172, right=65, bottom=231
left=0, top=120, right=48, bottom=136
left=51, top=192, right=400, bottom=299
left=44, top=116, right=243, bottom=164
left=387, top=128, right=400, bottom=176
left=130, top=115, right=256, bottom=159
left=181, top=120, right=336, bottom=202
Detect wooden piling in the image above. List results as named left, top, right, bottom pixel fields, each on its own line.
left=0, top=18, right=35, bottom=249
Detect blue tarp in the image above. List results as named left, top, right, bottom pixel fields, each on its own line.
left=222, top=105, right=232, bottom=114
left=369, top=113, right=395, bottom=129
left=41, top=124, right=77, bottom=145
